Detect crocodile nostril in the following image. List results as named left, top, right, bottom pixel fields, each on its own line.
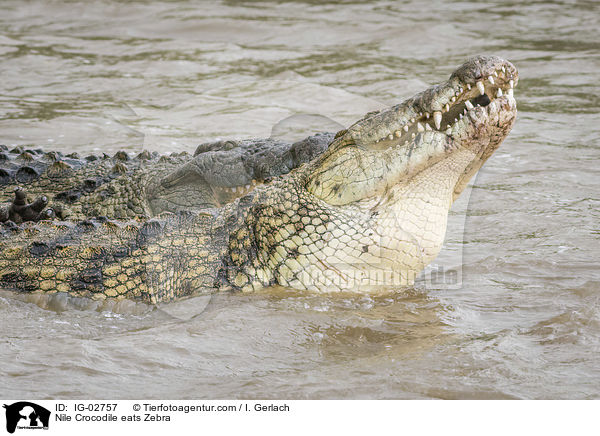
left=471, top=94, right=491, bottom=107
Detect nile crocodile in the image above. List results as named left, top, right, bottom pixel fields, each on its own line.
left=0, top=55, right=518, bottom=304
left=0, top=132, right=333, bottom=222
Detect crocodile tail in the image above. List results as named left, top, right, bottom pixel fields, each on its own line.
left=0, top=212, right=224, bottom=304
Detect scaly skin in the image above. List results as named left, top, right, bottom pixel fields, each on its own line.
left=0, top=133, right=333, bottom=221
left=0, top=149, right=187, bottom=221
left=0, top=56, right=518, bottom=304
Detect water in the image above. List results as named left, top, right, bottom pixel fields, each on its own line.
left=1, top=0, right=599, bottom=399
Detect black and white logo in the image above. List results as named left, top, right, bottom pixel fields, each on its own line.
left=3, top=402, right=50, bottom=434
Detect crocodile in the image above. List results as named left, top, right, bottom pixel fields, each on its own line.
left=0, top=132, right=334, bottom=222
left=0, top=55, right=518, bottom=305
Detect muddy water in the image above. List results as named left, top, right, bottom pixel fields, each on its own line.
left=1, top=0, right=599, bottom=399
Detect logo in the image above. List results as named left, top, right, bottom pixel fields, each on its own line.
left=3, top=402, right=50, bottom=434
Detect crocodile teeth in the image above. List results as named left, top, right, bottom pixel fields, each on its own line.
left=425, top=112, right=430, bottom=119
left=501, top=66, right=506, bottom=73
left=445, top=127, right=452, bottom=135
left=496, top=88, right=503, bottom=97
left=410, top=118, right=415, bottom=123
left=476, top=81, right=485, bottom=95
left=494, top=71, right=498, bottom=77
left=425, top=123, right=432, bottom=131
left=403, top=125, right=409, bottom=132
left=450, top=96, right=456, bottom=103
left=433, top=111, right=442, bottom=130
left=444, top=103, right=450, bottom=112
left=488, top=76, right=495, bottom=85
left=388, top=134, right=394, bottom=140
left=509, top=79, right=514, bottom=89
left=463, top=108, right=468, bottom=115
left=467, top=83, right=472, bottom=90
left=507, top=88, right=513, bottom=97
left=417, top=122, right=424, bottom=132
left=465, top=100, right=474, bottom=110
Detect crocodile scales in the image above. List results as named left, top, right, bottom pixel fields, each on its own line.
left=0, top=132, right=333, bottom=221
left=0, top=56, right=518, bottom=304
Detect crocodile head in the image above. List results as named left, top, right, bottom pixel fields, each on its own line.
left=299, top=56, right=518, bottom=286
left=307, top=55, right=518, bottom=206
